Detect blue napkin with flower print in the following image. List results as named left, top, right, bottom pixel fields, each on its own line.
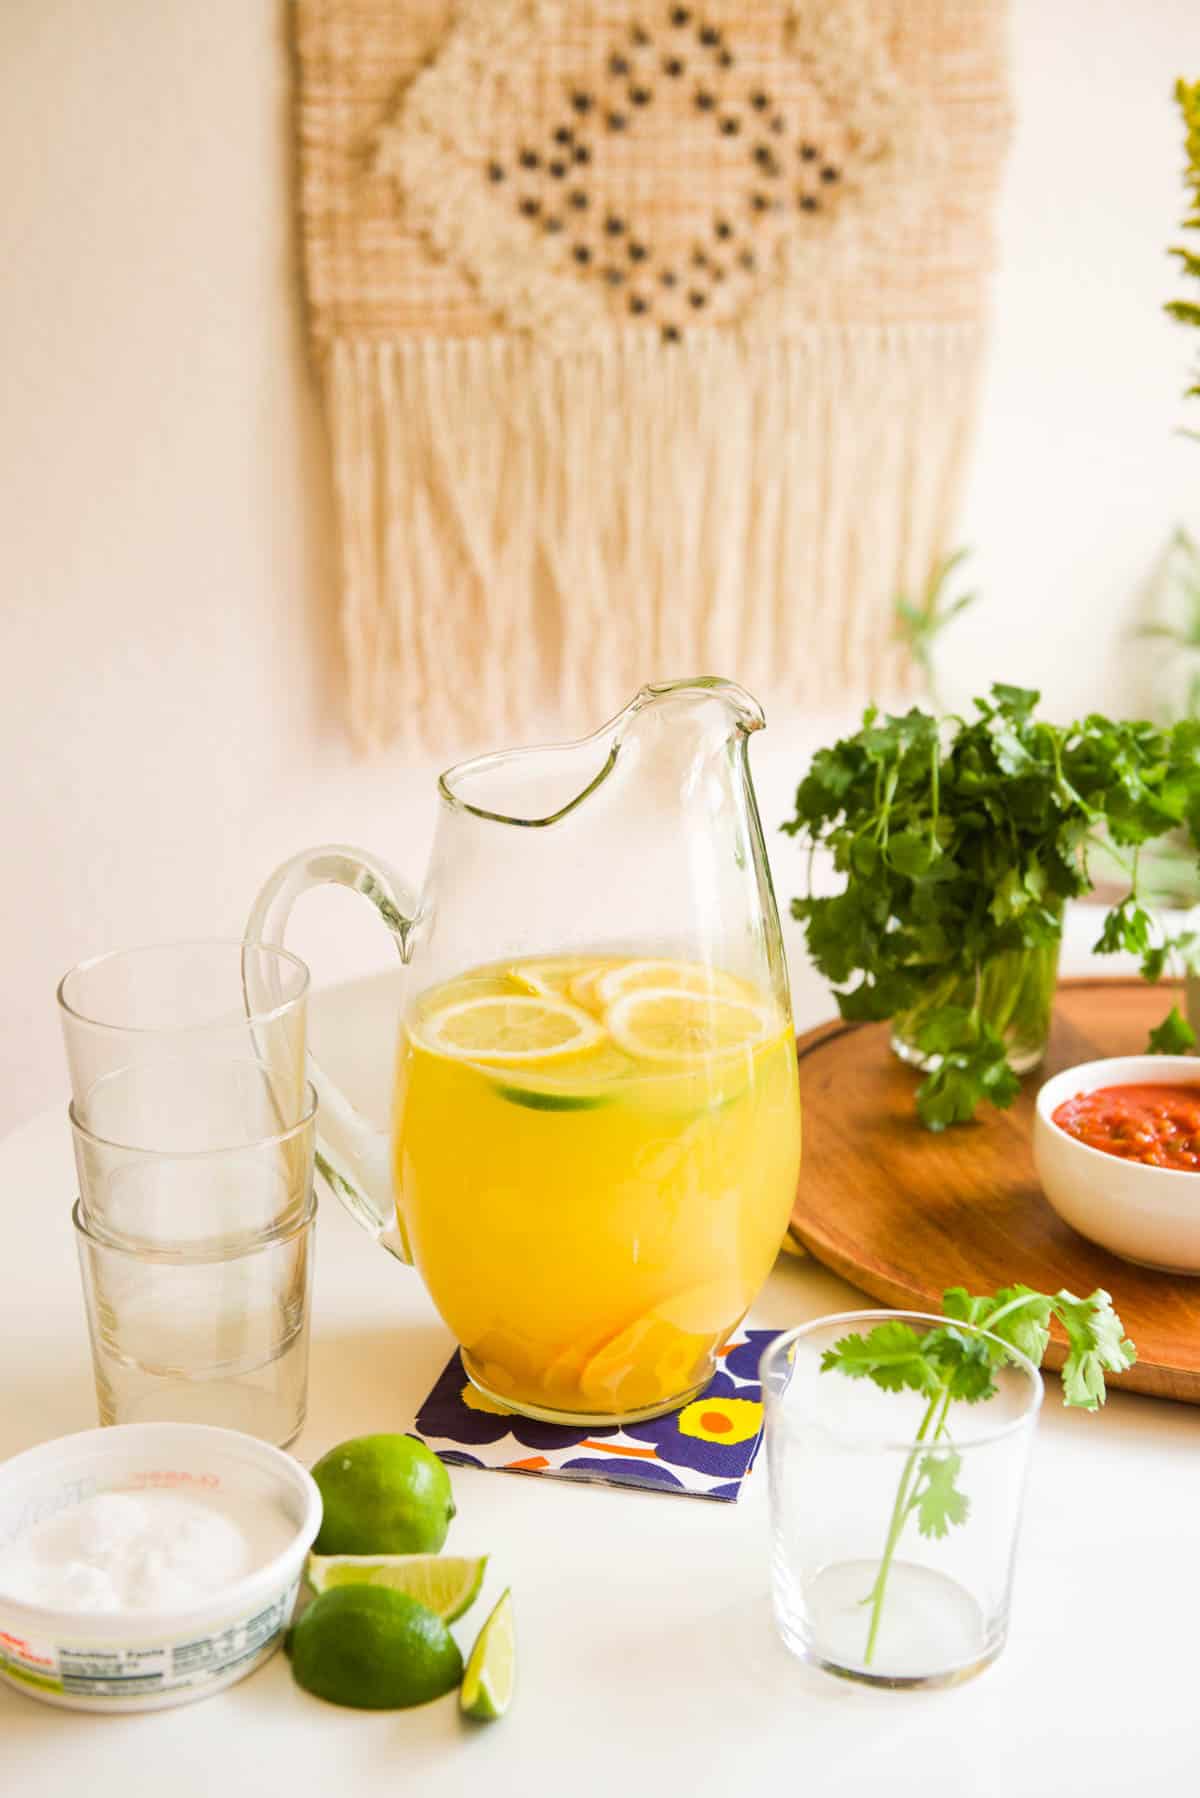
left=411, top=1329, right=778, bottom=1502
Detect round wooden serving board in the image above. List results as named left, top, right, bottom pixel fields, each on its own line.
left=790, top=978, right=1200, bottom=1404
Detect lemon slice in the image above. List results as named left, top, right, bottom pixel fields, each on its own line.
left=565, top=963, right=620, bottom=1011
left=419, top=969, right=531, bottom=1007
left=507, top=957, right=580, bottom=998
left=579, top=1314, right=714, bottom=1408
left=593, top=958, right=747, bottom=1009
left=416, top=994, right=603, bottom=1064
left=606, top=987, right=774, bottom=1063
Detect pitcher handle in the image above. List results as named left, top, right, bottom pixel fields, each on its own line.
left=247, top=846, right=418, bottom=1263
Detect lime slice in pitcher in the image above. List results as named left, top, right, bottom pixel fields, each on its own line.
left=416, top=994, right=603, bottom=1064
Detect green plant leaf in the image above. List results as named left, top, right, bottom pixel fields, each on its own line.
left=971, top=1286, right=1054, bottom=1367
left=819, top=1322, right=942, bottom=1396
left=915, top=1029, right=1020, bottom=1130
left=914, top=1450, right=970, bottom=1539
left=1050, top=1290, right=1137, bottom=1410
left=886, top=830, right=942, bottom=878
left=1147, top=1004, right=1197, bottom=1054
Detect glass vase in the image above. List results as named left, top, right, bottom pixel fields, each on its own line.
left=890, top=932, right=1063, bottom=1078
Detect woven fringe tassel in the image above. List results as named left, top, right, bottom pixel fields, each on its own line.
left=325, top=325, right=984, bottom=752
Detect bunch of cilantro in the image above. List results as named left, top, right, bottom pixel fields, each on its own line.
left=822, top=1283, right=1136, bottom=1667
left=783, top=685, right=1200, bottom=1129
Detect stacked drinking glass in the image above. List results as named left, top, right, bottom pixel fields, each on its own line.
left=58, top=943, right=317, bottom=1447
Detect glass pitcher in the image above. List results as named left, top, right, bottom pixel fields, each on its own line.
left=248, top=678, right=802, bottom=1426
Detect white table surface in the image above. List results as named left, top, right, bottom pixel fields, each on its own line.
left=4, top=911, right=1199, bottom=1794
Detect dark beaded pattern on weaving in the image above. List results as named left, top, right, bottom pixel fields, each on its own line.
left=492, top=4, right=842, bottom=343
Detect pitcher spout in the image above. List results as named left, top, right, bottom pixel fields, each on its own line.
left=438, top=676, right=765, bottom=830
left=626, top=677, right=765, bottom=738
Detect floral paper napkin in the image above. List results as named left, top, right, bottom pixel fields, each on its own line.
left=412, top=1329, right=778, bottom=1502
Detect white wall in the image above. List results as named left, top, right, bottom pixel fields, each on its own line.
left=2, top=0, right=1197, bottom=1133
left=947, top=0, right=1198, bottom=719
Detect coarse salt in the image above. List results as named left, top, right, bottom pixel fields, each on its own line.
left=0, top=1486, right=295, bottom=1613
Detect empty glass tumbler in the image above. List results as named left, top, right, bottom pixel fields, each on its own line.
left=73, top=1196, right=315, bottom=1447
left=761, top=1313, right=1042, bottom=1689
left=58, top=941, right=318, bottom=1445
left=59, top=940, right=310, bottom=1143
left=70, top=1073, right=318, bottom=1251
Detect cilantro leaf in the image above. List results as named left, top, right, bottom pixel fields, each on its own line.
left=916, top=1029, right=1020, bottom=1131
left=820, top=1322, right=941, bottom=1395
left=989, top=684, right=1039, bottom=720
left=1147, top=1005, right=1197, bottom=1055
left=1050, top=1289, right=1137, bottom=1410
left=886, top=830, right=943, bottom=878
left=1092, top=899, right=1155, bottom=959
left=939, top=1286, right=982, bottom=1325
left=914, top=1450, right=970, bottom=1539
left=897, top=1321, right=999, bottom=1402
left=911, top=1006, right=975, bottom=1059
left=970, top=1285, right=1055, bottom=1367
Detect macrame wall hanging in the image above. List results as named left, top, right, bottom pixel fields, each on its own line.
left=294, top=0, right=1011, bottom=750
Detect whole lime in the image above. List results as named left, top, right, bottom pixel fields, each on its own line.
left=291, top=1585, right=463, bottom=1710
left=310, top=1433, right=455, bottom=1556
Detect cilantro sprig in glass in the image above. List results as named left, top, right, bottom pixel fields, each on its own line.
left=761, top=1290, right=1134, bottom=1688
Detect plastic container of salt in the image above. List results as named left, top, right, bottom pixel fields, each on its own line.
left=0, top=1422, right=321, bottom=1712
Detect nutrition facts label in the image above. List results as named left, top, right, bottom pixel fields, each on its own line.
left=0, top=1583, right=297, bottom=1703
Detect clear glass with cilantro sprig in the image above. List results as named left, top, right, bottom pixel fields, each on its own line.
left=761, top=1287, right=1134, bottom=1688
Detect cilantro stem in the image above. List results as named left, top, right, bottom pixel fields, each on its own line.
left=862, top=1379, right=953, bottom=1665
left=979, top=1291, right=1043, bottom=1335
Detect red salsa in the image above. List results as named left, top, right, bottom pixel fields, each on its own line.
left=1052, top=1083, right=1200, bottom=1170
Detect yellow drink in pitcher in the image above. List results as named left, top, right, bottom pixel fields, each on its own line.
left=392, top=955, right=802, bottom=1421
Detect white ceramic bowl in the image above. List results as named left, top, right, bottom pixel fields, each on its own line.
left=1034, top=1055, right=1200, bottom=1273
left=0, top=1422, right=321, bottom=1713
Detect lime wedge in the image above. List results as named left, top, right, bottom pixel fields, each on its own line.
left=306, top=1552, right=488, bottom=1623
left=461, top=1588, right=515, bottom=1722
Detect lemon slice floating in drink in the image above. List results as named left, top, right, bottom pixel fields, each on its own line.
left=415, top=994, right=603, bottom=1064
left=594, top=958, right=750, bottom=1009
left=605, top=987, right=774, bottom=1063
left=504, top=957, right=581, bottom=998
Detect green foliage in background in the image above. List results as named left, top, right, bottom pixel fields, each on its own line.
left=1166, top=76, right=1200, bottom=431
left=893, top=549, right=978, bottom=711
left=1136, top=527, right=1200, bottom=719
